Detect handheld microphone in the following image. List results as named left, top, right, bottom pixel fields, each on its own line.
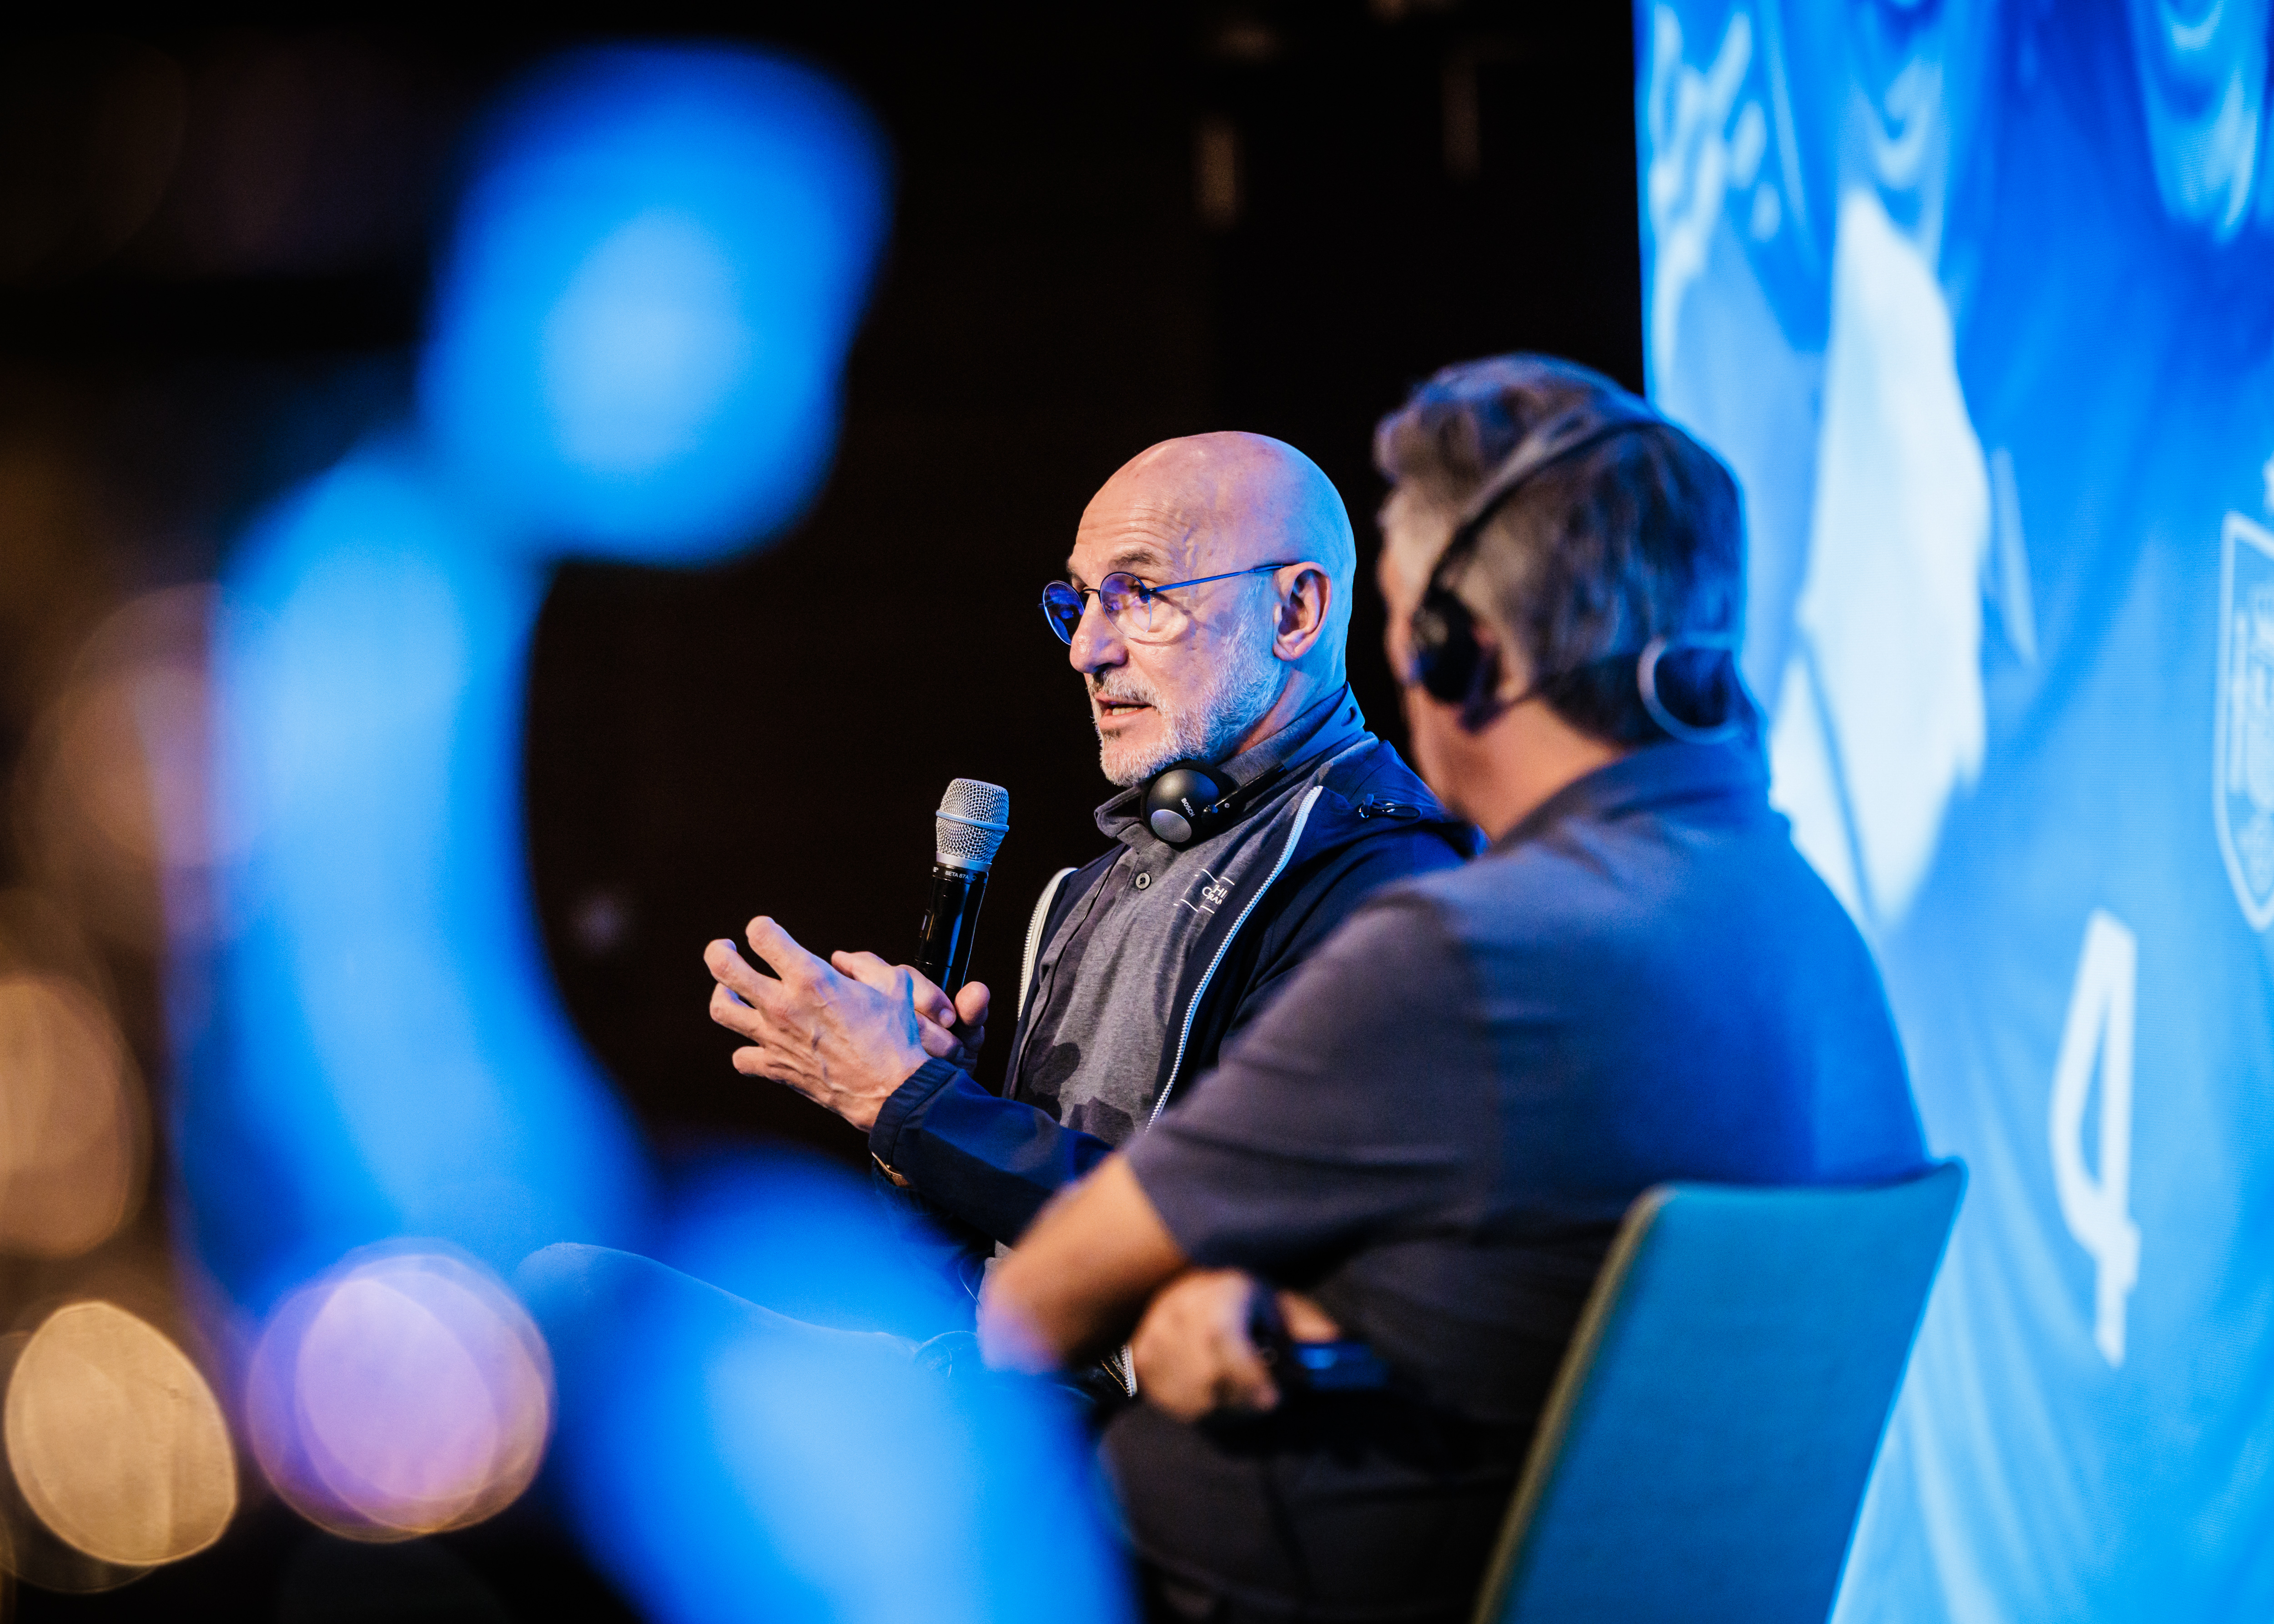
left=916, top=779, right=1009, bottom=995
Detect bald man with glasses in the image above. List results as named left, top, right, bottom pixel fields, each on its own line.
left=704, top=432, right=1472, bottom=1350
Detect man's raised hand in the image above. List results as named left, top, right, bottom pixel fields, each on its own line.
left=704, top=917, right=933, bottom=1134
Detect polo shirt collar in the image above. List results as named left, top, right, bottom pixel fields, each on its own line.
left=1491, top=734, right=1770, bottom=854
left=1095, top=684, right=1369, bottom=841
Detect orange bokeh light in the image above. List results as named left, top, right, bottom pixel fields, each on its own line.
left=0, top=975, right=144, bottom=1258
left=3, top=1302, right=235, bottom=1569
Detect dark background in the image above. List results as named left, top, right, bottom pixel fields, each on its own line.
left=0, top=3, right=1638, bottom=1615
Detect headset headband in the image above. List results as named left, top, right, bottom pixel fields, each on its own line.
left=1436, top=394, right=1667, bottom=585
left=1406, top=382, right=1745, bottom=740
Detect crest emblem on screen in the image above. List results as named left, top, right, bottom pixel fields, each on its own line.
left=2216, top=513, right=2274, bottom=930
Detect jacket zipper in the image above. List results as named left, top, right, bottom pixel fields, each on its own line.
left=1106, top=783, right=1332, bottom=1398
left=1110, top=741, right=1368, bottom=1394
left=1148, top=782, right=1328, bottom=1126
left=1017, top=866, right=1077, bottom=1021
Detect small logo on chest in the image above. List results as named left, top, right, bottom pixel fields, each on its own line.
left=1181, top=868, right=1235, bottom=917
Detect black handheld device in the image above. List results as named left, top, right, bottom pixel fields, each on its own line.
left=1248, top=1283, right=1392, bottom=1395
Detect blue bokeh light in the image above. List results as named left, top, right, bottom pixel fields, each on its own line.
left=165, top=49, right=1124, bottom=1617
left=420, top=48, right=891, bottom=559
left=181, top=443, right=654, bottom=1307
left=530, top=1153, right=1132, bottom=1624
left=176, top=45, right=892, bottom=1310
left=655, top=1151, right=981, bottom=1342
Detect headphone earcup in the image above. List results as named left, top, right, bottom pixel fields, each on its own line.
left=1411, top=586, right=1488, bottom=706
left=1142, top=761, right=1238, bottom=846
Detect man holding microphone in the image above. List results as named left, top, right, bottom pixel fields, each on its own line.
left=706, top=356, right=1927, bottom=1619
left=705, top=429, right=1470, bottom=1322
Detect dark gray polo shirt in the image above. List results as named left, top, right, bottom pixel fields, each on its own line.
left=1111, top=738, right=1927, bottom=1621
left=1011, top=687, right=1371, bottom=1144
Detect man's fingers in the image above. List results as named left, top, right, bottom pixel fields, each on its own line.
left=1278, top=1290, right=1343, bottom=1342
left=1213, top=1324, right=1280, bottom=1413
left=892, top=962, right=958, bottom=1026
left=1130, top=1301, right=1204, bottom=1419
left=831, top=949, right=892, bottom=985
left=826, top=949, right=932, bottom=1014
left=1129, top=1269, right=1283, bottom=1421
left=833, top=956, right=984, bottom=1034
left=743, top=915, right=832, bottom=988
left=830, top=951, right=960, bottom=1030
left=709, top=980, right=770, bottom=1040
left=704, top=938, right=785, bottom=1011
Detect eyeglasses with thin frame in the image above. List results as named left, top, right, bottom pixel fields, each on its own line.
left=1039, top=562, right=1300, bottom=645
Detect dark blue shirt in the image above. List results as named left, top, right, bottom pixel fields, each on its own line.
left=1114, top=738, right=1926, bottom=1617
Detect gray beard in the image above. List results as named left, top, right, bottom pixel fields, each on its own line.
left=1097, top=630, right=1287, bottom=788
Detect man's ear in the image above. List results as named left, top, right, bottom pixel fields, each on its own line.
left=1271, top=563, right=1332, bottom=662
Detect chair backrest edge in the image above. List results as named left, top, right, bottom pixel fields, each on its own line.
left=1465, top=1160, right=1966, bottom=1624
left=1819, top=1158, right=1967, bottom=1603
left=1465, top=1184, right=1674, bottom=1624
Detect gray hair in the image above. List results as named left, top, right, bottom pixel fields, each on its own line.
left=1373, top=353, right=1745, bottom=743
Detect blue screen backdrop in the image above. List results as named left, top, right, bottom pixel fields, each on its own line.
left=1636, top=2, right=2274, bottom=1615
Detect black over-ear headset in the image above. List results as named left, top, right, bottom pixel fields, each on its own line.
left=1405, top=387, right=1741, bottom=743
left=1141, top=759, right=1287, bottom=847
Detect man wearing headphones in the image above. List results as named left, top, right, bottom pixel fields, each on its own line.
left=704, top=431, right=1472, bottom=1328
left=978, top=357, right=1928, bottom=1622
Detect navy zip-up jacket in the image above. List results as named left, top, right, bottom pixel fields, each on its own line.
left=867, top=737, right=1473, bottom=1269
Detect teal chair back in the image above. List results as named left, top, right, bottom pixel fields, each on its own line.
left=1471, top=1160, right=1964, bottom=1624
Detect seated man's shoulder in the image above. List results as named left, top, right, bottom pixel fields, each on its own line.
left=1307, top=741, right=1478, bottom=872
left=1389, top=793, right=1865, bottom=979
left=1391, top=831, right=1608, bottom=940
left=1318, top=739, right=1459, bottom=829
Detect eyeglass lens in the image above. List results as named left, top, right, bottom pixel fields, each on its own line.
left=1038, top=573, right=1173, bottom=645
left=1102, top=573, right=1171, bottom=634
left=1040, top=583, right=1083, bottom=642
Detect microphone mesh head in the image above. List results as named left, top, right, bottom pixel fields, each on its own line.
left=935, top=778, right=1010, bottom=870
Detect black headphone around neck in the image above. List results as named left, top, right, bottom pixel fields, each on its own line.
left=1406, top=389, right=1741, bottom=742
left=1140, top=759, right=1287, bottom=847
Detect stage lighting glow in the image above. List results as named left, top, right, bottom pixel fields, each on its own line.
left=653, top=1150, right=981, bottom=1341
left=176, top=39, right=895, bottom=1579
left=3, top=1302, right=235, bottom=1568
left=245, top=1247, right=550, bottom=1541
left=419, top=47, right=890, bottom=558
left=24, top=587, right=221, bottom=953
left=1771, top=186, right=1987, bottom=926
left=177, top=43, right=890, bottom=1315
left=2124, top=0, right=2272, bottom=238
left=0, top=975, right=143, bottom=1258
